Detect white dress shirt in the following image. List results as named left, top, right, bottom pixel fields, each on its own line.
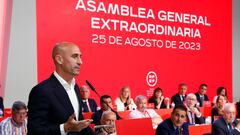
left=82, top=99, right=92, bottom=112
left=114, top=97, right=137, bottom=111
left=54, top=71, right=79, bottom=135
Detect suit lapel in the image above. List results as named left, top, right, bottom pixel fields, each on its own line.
left=219, top=116, right=230, bottom=134
left=49, top=74, right=75, bottom=116
left=74, top=84, right=83, bottom=120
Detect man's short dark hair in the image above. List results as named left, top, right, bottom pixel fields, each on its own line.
left=199, top=83, right=208, bottom=88
left=100, top=95, right=111, bottom=103
left=179, top=83, right=187, bottom=87
left=12, top=101, right=27, bottom=112
left=172, top=104, right=187, bottom=115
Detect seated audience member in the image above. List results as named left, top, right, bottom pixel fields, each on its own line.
left=129, top=95, right=163, bottom=129
left=0, top=97, right=4, bottom=116
left=92, top=95, right=121, bottom=125
left=232, top=119, right=240, bottom=135
left=236, top=100, right=240, bottom=118
left=148, top=87, right=170, bottom=109
left=212, top=86, right=228, bottom=106
left=156, top=104, right=189, bottom=135
left=95, top=111, right=116, bottom=135
left=212, top=103, right=239, bottom=135
left=195, top=84, right=209, bottom=107
left=80, top=85, right=98, bottom=112
left=184, top=93, right=205, bottom=124
left=0, top=101, right=27, bottom=135
left=114, top=86, right=136, bottom=111
left=211, top=95, right=227, bottom=123
left=171, top=83, right=188, bottom=106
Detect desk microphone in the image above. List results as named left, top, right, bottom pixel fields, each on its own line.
left=93, top=124, right=114, bottom=129
left=85, top=80, right=122, bottom=119
left=86, top=80, right=101, bottom=97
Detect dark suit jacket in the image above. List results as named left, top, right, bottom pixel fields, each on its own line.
left=148, top=97, right=167, bottom=109
left=195, top=93, right=209, bottom=107
left=171, top=94, right=186, bottom=106
left=231, top=128, right=240, bottom=135
left=212, top=116, right=232, bottom=135
left=156, top=118, right=189, bottom=135
left=0, top=97, right=4, bottom=116
left=186, top=107, right=205, bottom=124
left=92, top=110, right=103, bottom=125
left=81, top=98, right=98, bottom=113
left=236, top=101, right=240, bottom=118
left=27, top=74, right=95, bottom=135
left=211, top=107, right=222, bottom=123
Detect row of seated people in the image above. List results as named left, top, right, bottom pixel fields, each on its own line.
left=80, top=83, right=236, bottom=123
left=0, top=83, right=229, bottom=117
left=88, top=93, right=224, bottom=126
left=0, top=84, right=237, bottom=135
left=84, top=101, right=240, bottom=135
left=79, top=83, right=229, bottom=114
left=1, top=100, right=239, bottom=135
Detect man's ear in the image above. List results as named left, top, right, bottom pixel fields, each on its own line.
left=55, top=55, right=63, bottom=65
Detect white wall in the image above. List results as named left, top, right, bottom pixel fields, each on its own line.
left=3, top=0, right=240, bottom=107
left=233, top=0, right=240, bottom=102
left=5, top=0, right=37, bottom=107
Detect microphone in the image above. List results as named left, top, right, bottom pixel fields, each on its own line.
left=86, top=80, right=95, bottom=91
left=85, top=80, right=101, bottom=97
left=93, top=124, right=114, bottom=129
left=85, top=80, right=122, bottom=119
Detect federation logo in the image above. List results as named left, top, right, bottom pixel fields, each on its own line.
left=146, top=71, right=158, bottom=87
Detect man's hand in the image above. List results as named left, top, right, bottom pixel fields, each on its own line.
left=190, top=107, right=201, bottom=116
left=64, top=114, right=93, bottom=132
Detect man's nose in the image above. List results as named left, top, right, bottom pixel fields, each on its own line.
left=77, top=57, right=83, bottom=65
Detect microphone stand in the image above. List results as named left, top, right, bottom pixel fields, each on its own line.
left=87, top=81, right=122, bottom=119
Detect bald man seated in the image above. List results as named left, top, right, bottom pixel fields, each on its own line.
left=212, top=103, right=240, bottom=135
left=95, top=111, right=116, bottom=135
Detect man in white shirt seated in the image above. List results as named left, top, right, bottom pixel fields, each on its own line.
left=129, top=95, right=163, bottom=129
left=0, top=101, right=27, bottom=135
left=95, top=111, right=116, bottom=135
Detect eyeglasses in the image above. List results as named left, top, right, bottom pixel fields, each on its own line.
left=187, top=98, right=196, bottom=101
left=15, top=111, right=27, bottom=116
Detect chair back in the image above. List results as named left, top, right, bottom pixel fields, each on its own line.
left=115, top=118, right=154, bottom=135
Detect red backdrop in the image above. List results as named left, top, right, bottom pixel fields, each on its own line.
left=36, top=0, right=232, bottom=104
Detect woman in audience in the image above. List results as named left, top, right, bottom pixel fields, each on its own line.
left=114, top=86, right=136, bottom=111
left=211, top=95, right=227, bottom=123
left=148, top=87, right=170, bottom=109
left=212, top=86, right=228, bottom=106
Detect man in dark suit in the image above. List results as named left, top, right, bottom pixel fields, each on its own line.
left=231, top=119, right=240, bottom=135
left=27, top=42, right=95, bottom=135
left=195, top=84, right=209, bottom=107
left=156, top=104, right=189, bottom=135
left=92, top=95, right=121, bottom=125
left=171, top=83, right=188, bottom=106
left=212, top=103, right=238, bottom=135
left=185, top=93, right=205, bottom=124
left=79, top=85, right=98, bottom=113
left=0, top=96, right=4, bottom=117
